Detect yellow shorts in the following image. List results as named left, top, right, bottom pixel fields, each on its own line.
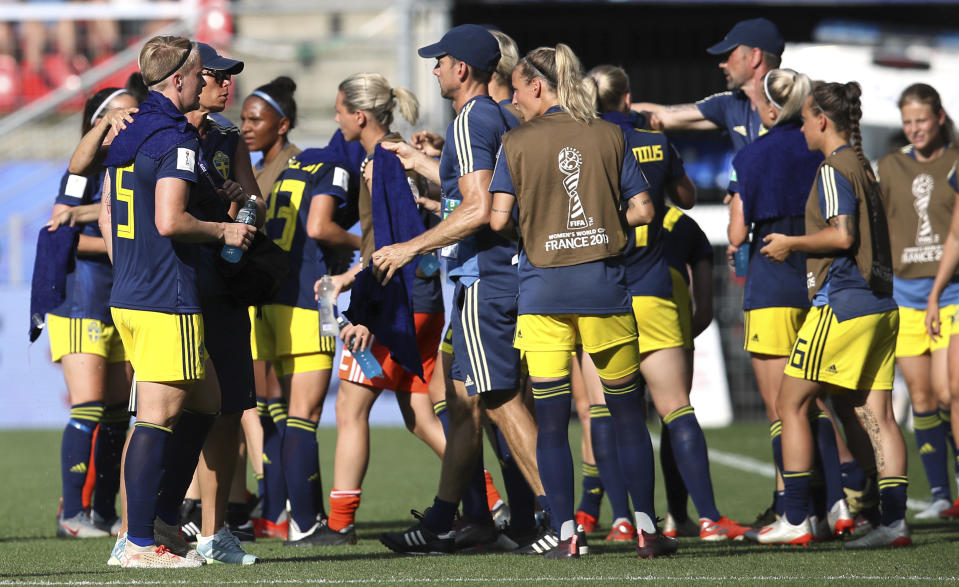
left=440, top=323, right=453, bottom=355
left=784, top=305, right=898, bottom=392
left=669, top=267, right=694, bottom=350
left=744, top=307, right=808, bottom=356
left=516, top=313, right=639, bottom=380
left=632, top=295, right=687, bottom=353
left=896, top=305, right=955, bottom=357
left=111, top=308, right=206, bottom=383
left=273, top=351, right=333, bottom=378
left=46, top=315, right=127, bottom=363
left=251, top=303, right=335, bottom=364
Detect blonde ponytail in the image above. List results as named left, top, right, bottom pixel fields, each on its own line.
left=338, top=73, right=419, bottom=128
left=519, top=44, right=596, bottom=124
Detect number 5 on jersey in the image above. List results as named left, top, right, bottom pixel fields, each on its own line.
left=114, top=163, right=135, bottom=240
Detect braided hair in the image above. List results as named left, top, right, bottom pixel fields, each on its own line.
left=811, top=81, right=873, bottom=179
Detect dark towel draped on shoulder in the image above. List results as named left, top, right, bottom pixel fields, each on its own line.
left=29, top=225, right=79, bottom=341
left=103, top=91, right=196, bottom=167
left=344, top=145, right=425, bottom=379
left=733, top=120, right=823, bottom=225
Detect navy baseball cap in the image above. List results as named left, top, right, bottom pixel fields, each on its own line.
left=707, top=18, right=784, bottom=56
left=197, top=42, right=244, bottom=74
left=417, top=24, right=500, bottom=73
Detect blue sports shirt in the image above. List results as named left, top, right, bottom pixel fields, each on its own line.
left=696, top=90, right=766, bottom=153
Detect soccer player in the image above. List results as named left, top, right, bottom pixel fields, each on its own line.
left=880, top=83, right=959, bottom=518
left=632, top=17, right=783, bottom=152
left=375, top=24, right=545, bottom=554
left=489, top=43, right=675, bottom=559
left=240, top=76, right=302, bottom=539
left=49, top=88, right=137, bottom=540
left=758, top=81, right=909, bottom=548
left=99, top=35, right=256, bottom=568
left=729, top=69, right=853, bottom=539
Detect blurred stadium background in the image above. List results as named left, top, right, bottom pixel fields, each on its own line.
left=2, top=0, right=958, bottom=427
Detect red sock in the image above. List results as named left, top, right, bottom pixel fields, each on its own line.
left=484, top=469, right=503, bottom=511
left=328, top=488, right=362, bottom=531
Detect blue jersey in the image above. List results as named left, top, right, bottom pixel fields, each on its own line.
left=602, top=111, right=685, bottom=298
left=811, top=153, right=897, bottom=320
left=439, top=94, right=518, bottom=296
left=662, top=206, right=712, bottom=284
left=49, top=169, right=114, bottom=322
left=108, top=137, right=203, bottom=313
left=489, top=112, right=649, bottom=315
left=696, top=90, right=766, bottom=153
left=265, top=151, right=350, bottom=309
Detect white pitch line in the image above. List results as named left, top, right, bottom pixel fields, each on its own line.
left=3, top=576, right=958, bottom=585
left=649, top=434, right=925, bottom=511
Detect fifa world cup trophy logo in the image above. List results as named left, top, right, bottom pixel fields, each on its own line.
left=912, top=173, right=934, bottom=246
left=558, top=147, right=588, bottom=230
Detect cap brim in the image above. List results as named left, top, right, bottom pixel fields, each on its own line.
left=706, top=39, right=738, bottom=55
left=206, top=56, right=244, bottom=74
left=417, top=42, right=446, bottom=59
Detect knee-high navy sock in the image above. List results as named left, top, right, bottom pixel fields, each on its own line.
left=577, top=462, right=604, bottom=519
left=490, top=423, right=536, bottom=532
left=660, top=420, right=691, bottom=522
left=913, top=410, right=951, bottom=501
left=941, top=408, right=959, bottom=488
left=770, top=420, right=784, bottom=473
left=840, top=460, right=864, bottom=492
left=810, top=472, right=827, bottom=519
left=433, top=400, right=451, bottom=438
left=283, top=417, right=321, bottom=531
left=461, top=456, right=491, bottom=523
left=773, top=490, right=785, bottom=516
left=589, top=405, right=632, bottom=523
left=261, top=398, right=288, bottom=523
left=92, top=404, right=129, bottom=521
left=812, top=412, right=845, bottom=510
left=531, top=378, right=574, bottom=534
left=60, top=402, right=104, bottom=519
left=125, top=422, right=172, bottom=546
left=255, top=398, right=268, bottom=499
left=879, top=476, right=908, bottom=526
left=783, top=470, right=811, bottom=525
left=155, top=409, right=216, bottom=526
left=601, top=377, right=656, bottom=531
left=663, top=406, right=721, bottom=522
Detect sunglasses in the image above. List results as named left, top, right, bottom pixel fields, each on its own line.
left=203, top=69, right=231, bottom=85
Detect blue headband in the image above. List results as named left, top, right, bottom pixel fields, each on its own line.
left=251, top=90, right=287, bottom=119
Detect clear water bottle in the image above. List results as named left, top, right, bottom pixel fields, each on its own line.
left=316, top=275, right=339, bottom=338
left=336, top=315, right=383, bottom=379
left=220, top=195, right=258, bottom=263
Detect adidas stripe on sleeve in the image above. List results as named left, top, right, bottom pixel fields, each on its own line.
left=817, top=164, right=856, bottom=221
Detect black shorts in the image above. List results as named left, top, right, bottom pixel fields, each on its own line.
left=202, top=295, right=256, bottom=414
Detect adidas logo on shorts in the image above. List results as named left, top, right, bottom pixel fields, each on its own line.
left=826, top=365, right=838, bottom=374
left=464, top=375, right=475, bottom=387
left=751, top=334, right=759, bottom=342
left=919, top=443, right=936, bottom=455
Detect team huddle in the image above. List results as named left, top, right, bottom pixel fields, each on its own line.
left=39, top=16, right=959, bottom=568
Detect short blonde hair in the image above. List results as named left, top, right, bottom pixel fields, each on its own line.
left=338, top=73, right=418, bottom=128
left=139, top=36, right=197, bottom=89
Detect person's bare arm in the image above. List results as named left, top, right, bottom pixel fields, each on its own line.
left=371, top=169, right=492, bottom=284
left=230, top=138, right=267, bottom=225
left=630, top=102, right=719, bottom=132
left=154, top=177, right=256, bottom=247
left=47, top=203, right=100, bottom=231
left=489, top=192, right=516, bottom=237
left=381, top=141, right=441, bottom=185
left=666, top=175, right=697, bottom=209
left=98, top=174, right=113, bottom=262
left=689, top=257, right=714, bottom=338
left=727, top=193, right=748, bottom=247
left=625, top=191, right=655, bottom=227
left=68, top=107, right=137, bottom=175
left=927, top=194, right=959, bottom=339
left=306, top=194, right=361, bottom=250
left=761, top=214, right=856, bottom=263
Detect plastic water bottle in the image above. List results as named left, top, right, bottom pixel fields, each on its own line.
left=336, top=315, right=383, bottom=379
left=316, top=275, right=339, bottom=338
left=220, top=195, right=258, bottom=263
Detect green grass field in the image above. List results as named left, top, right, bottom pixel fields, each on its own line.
left=1, top=421, right=957, bottom=584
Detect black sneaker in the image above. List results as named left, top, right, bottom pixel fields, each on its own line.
left=227, top=519, right=256, bottom=543
left=543, top=534, right=582, bottom=560
left=283, top=520, right=356, bottom=546
left=178, top=499, right=202, bottom=543
left=379, top=510, right=455, bottom=555
left=454, top=517, right=498, bottom=550
left=636, top=529, right=678, bottom=559
left=749, top=504, right=778, bottom=529
left=515, top=526, right=588, bottom=557
left=496, top=524, right=541, bottom=551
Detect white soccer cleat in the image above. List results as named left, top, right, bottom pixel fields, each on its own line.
left=827, top=499, right=854, bottom=536
left=57, top=511, right=110, bottom=539
left=107, top=533, right=126, bottom=566
left=285, top=518, right=319, bottom=542
left=756, top=516, right=813, bottom=546
left=662, top=513, right=699, bottom=538
left=196, top=527, right=260, bottom=565
left=914, top=498, right=952, bottom=520
left=845, top=519, right=912, bottom=549
left=121, top=541, right=204, bottom=568
left=154, top=517, right=205, bottom=564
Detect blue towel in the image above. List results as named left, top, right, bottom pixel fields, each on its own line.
left=732, top=120, right=823, bottom=224
left=103, top=91, right=197, bottom=167
left=602, top=110, right=643, bottom=132
left=344, top=145, right=424, bottom=379
left=29, top=225, right=79, bottom=341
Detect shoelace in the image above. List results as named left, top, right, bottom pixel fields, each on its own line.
left=153, top=545, right=173, bottom=557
